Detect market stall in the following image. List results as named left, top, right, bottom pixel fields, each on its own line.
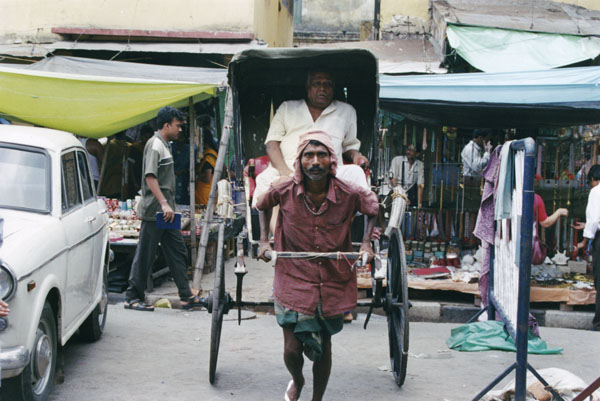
left=0, top=56, right=239, bottom=284
left=371, top=66, right=600, bottom=308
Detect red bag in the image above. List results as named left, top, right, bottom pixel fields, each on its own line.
left=531, top=224, right=547, bottom=265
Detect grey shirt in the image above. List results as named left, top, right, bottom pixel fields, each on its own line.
left=139, top=133, right=176, bottom=221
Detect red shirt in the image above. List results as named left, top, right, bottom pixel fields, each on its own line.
left=534, top=193, right=548, bottom=223
left=257, top=176, right=379, bottom=316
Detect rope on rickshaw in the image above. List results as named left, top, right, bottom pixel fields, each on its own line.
left=385, top=186, right=408, bottom=237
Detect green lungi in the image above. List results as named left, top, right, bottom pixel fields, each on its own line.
left=275, top=300, right=344, bottom=362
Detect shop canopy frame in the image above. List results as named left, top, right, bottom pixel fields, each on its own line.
left=0, top=56, right=227, bottom=138
left=379, top=66, right=600, bottom=129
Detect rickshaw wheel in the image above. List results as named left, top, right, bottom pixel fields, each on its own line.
left=385, top=228, right=410, bottom=387
left=209, top=227, right=226, bottom=384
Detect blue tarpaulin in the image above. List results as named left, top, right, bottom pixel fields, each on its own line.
left=379, top=66, right=600, bottom=128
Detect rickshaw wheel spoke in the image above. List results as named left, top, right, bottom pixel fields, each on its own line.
left=385, top=228, right=410, bottom=387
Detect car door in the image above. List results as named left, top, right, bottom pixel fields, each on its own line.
left=76, top=150, right=104, bottom=300
left=61, top=150, right=94, bottom=326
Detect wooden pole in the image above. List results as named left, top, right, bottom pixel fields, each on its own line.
left=188, top=97, right=197, bottom=270
left=192, top=88, right=233, bottom=291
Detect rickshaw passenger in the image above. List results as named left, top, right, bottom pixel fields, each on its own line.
left=252, top=68, right=370, bottom=208
left=257, top=131, right=378, bottom=401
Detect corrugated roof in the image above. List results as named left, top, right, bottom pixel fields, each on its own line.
left=431, top=0, right=600, bottom=36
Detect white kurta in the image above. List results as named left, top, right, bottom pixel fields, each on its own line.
left=253, top=99, right=366, bottom=206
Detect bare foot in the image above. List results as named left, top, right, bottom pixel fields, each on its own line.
left=285, top=379, right=303, bottom=401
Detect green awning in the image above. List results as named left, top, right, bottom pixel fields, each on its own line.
left=0, top=66, right=218, bottom=138
left=446, top=24, right=600, bottom=73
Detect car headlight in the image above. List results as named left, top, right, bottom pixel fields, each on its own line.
left=0, top=260, right=17, bottom=301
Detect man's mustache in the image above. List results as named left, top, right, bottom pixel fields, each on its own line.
left=307, top=167, right=325, bottom=173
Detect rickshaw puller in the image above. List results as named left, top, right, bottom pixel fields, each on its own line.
left=257, top=131, right=379, bottom=401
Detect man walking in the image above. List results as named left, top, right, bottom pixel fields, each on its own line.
left=257, top=131, right=379, bottom=401
left=573, top=164, right=600, bottom=331
left=125, top=107, right=202, bottom=311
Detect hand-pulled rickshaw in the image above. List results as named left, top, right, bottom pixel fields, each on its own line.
left=193, top=48, right=410, bottom=387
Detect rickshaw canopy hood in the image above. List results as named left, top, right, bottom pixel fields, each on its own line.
left=226, top=48, right=379, bottom=172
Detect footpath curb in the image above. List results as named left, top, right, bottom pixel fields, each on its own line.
left=109, top=292, right=595, bottom=330
left=545, top=310, right=594, bottom=330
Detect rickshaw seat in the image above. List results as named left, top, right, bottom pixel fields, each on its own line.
left=244, top=155, right=270, bottom=199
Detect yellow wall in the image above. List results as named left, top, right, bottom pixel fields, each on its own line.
left=254, top=0, right=294, bottom=47
left=0, top=0, right=291, bottom=47
left=559, top=0, right=600, bottom=10
left=380, top=0, right=429, bottom=26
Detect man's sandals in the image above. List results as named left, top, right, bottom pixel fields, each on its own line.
left=124, top=299, right=154, bottom=312
left=180, top=295, right=204, bottom=310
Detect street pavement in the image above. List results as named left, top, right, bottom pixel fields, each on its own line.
left=116, top=251, right=597, bottom=331
left=49, top=304, right=599, bottom=401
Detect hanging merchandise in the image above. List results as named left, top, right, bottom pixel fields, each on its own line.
left=404, top=123, right=408, bottom=147
left=422, top=127, right=428, bottom=151
left=412, top=125, right=417, bottom=147
left=470, top=212, right=477, bottom=247
left=536, top=144, right=542, bottom=176
left=429, top=130, right=435, bottom=206
left=431, top=213, right=439, bottom=238
left=412, top=209, right=418, bottom=240
left=568, top=143, right=575, bottom=176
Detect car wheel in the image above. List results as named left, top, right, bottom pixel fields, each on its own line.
left=79, top=265, right=108, bottom=342
left=2, top=302, right=57, bottom=401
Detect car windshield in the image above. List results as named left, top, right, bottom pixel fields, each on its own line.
left=0, top=146, right=50, bottom=213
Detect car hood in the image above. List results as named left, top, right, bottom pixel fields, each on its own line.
left=1, top=209, right=50, bottom=239
left=0, top=209, right=65, bottom=274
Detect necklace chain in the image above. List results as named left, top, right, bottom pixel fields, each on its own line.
left=303, top=195, right=326, bottom=216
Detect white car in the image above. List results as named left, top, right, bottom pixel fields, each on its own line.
left=0, top=126, right=109, bottom=401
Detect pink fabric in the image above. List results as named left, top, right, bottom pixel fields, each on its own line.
left=292, top=130, right=338, bottom=184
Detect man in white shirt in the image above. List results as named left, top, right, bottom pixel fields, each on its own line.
left=461, top=129, right=492, bottom=178
left=390, top=143, right=424, bottom=208
left=252, top=69, right=369, bottom=207
left=573, top=164, right=600, bottom=331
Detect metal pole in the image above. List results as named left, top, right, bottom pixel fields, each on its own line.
left=488, top=245, right=496, bottom=320
left=188, top=97, right=197, bottom=269
left=513, top=138, right=536, bottom=401
left=192, top=88, right=233, bottom=291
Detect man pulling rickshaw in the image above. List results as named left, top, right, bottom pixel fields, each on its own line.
left=257, top=131, right=378, bottom=401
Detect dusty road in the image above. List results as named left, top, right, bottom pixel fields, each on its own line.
left=48, top=304, right=599, bottom=401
